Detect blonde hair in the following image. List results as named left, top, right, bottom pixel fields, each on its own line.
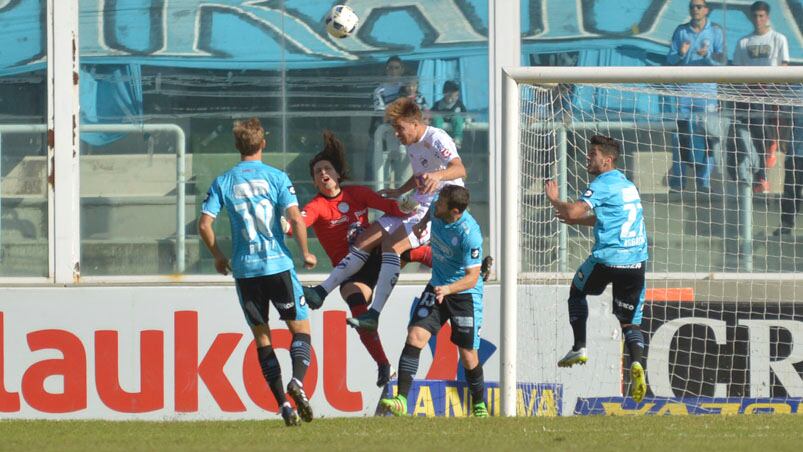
left=384, top=96, right=423, bottom=123
left=232, top=118, right=265, bottom=156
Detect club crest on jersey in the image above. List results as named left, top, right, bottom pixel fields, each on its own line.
left=421, top=158, right=429, bottom=167
left=471, top=248, right=480, bottom=259
left=583, top=189, right=593, bottom=198
left=451, top=237, right=459, bottom=246
left=338, top=202, right=350, bottom=213
left=577, top=271, right=585, bottom=280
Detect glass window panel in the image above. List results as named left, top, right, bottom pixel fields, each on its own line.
left=0, top=0, right=48, bottom=277
left=79, top=0, right=490, bottom=276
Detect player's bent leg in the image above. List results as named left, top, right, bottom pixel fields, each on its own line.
left=349, top=229, right=412, bottom=331
left=558, top=285, right=590, bottom=368
left=285, top=319, right=313, bottom=423
left=341, top=283, right=394, bottom=387
left=380, top=327, right=431, bottom=416
left=305, top=223, right=386, bottom=308
left=251, top=325, right=299, bottom=426
left=459, top=348, right=488, bottom=417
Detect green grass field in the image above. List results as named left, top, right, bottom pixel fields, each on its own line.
left=2, top=416, right=802, bottom=452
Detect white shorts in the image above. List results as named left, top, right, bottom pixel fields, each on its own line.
left=377, top=205, right=430, bottom=249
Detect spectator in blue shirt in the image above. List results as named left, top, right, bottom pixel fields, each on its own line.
left=666, top=0, right=725, bottom=193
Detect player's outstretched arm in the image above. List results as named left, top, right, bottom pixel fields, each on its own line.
left=286, top=205, right=317, bottom=270
left=198, top=213, right=231, bottom=276
left=433, top=266, right=480, bottom=303
left=544, top=180, right=592, bottom=224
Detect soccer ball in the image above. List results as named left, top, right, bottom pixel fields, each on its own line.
left=325, top=5, right=359, bottom=38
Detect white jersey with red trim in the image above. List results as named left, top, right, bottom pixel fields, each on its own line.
left=406, top=126, right=464, bottom=206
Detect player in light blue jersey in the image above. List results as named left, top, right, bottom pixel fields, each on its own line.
left=545, top=135, right=648, bottom=403
left=379, top=185, right=489, bottom=417
left=198, top=118, right=317, bottom=426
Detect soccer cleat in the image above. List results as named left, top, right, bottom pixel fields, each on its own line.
left=380, top=395, right=407, bottom=416
left=480, top=256, right=494, bottom=281
left=287, top=378, right=313, bottom=423
left=346, top=309, right=379, bottom=331
left=280, top=404, right=301, bottom=427
left=557, top=347, right=588, bottom=368
left=472, top=402, right=489, bottom=418
left=630, top=362, right=647, bottom=403
left=303, top=285, right=327, bottom=310
left=376, top=363, right=396, bottom=388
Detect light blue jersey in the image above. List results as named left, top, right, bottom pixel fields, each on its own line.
left=666, top=21, right=724, bottom=112
left=429, top=210, right=483, bottom=296
left=202, top=160, right=298, bottom=279
left=580, top=170, right=648, bottom=266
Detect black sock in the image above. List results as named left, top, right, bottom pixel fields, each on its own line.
left=345, top=292, right=367, bottom=308
left=257, top=345, right=286, bottom=405
left=290, top=333, right=311, bottom=383
left=397, top=343, right=422, bottom=399
left=465, top=364, right=485, bottom=406
left=623, top=325, right=644, bottom=365
left=568, top=286, right=588, bottom=350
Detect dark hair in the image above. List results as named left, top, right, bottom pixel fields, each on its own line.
left=385, top=96, right=423, bottom=123
left=232, top=118, right=265, bottom=156
left=439, top=185, right=470, bottom=213
left=442, top=80, right=460, bottom=94
left=589, top=135, right=620, bottom=163
left=689, top=0, right=707, bottom=7
left=751, top=1, right=770, bottom=13
left=309, top=130, right=349, bottom=182
left=386, top=55, right=402, bottom=66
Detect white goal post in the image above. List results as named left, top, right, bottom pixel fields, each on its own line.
left=500, top=66, right=803, bottom=417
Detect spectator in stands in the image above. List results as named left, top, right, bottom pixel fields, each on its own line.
left=372, top=56, right=406, bottom=117
left=774, top=98, right=803, bottom=237
left=370, top=56, right=411, bottom=188
left=666, top=0, right=725, bottom=193
left=432, top=80, right=468, bottom=149
left=732, top=1, right=790, bottom=194
left=400, top=78, right=428, bottom=112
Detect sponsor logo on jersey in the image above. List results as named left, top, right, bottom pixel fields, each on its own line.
left=421, top=158, right=429, bottom=167
left=583, top=189, right=593, bottom=198
left=451, top=237, right=459, bottom=246
left=329, top=216, right=349, bottom=226
left=577, top=271, right=585, bottom=280
left=337, top=202, right=350, bottom=213
left=417, top=307, right=430, bottom=318
left=439, top=148, right=452, bottom=159
left=288, top=186, right=296, bottom=195
left=471, top=248, right=480, bottom=259
left=299, top=296, right=306, bottom=306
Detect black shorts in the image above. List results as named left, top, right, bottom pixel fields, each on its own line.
left=408, top=284, right=483, bottom=350
left=572, top=258, right=646, bottom=325
left=235, top=270, right=307, bottom=326
left=345, top=248, right=382, bottom=289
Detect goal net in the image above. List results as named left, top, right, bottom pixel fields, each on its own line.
left=500, top=67, right=803, bottom=416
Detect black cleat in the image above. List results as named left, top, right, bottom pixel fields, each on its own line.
left=480, top=256, right=494, bottom=281
left=287, top=379, right=313, bottom=423
left=303, top=285, right=327, bottom=310
left=281, top=404, right=301, bottom=427
left=376, top=363, right=396, bottom=387
left=346, top=309, right=379, bottom=331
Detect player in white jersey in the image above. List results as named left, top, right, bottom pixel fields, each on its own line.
left=304, top=97, right=467, bottom=331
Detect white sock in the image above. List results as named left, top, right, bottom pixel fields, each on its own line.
left=321, top=246, right=370, bottom=293
left=369, top=253, right=401, bottom=314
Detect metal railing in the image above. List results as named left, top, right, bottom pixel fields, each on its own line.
left=0, top=123, right=187, bottom=274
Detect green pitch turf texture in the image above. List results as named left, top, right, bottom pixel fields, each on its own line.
left=2, top=416, right=802, bottom=451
